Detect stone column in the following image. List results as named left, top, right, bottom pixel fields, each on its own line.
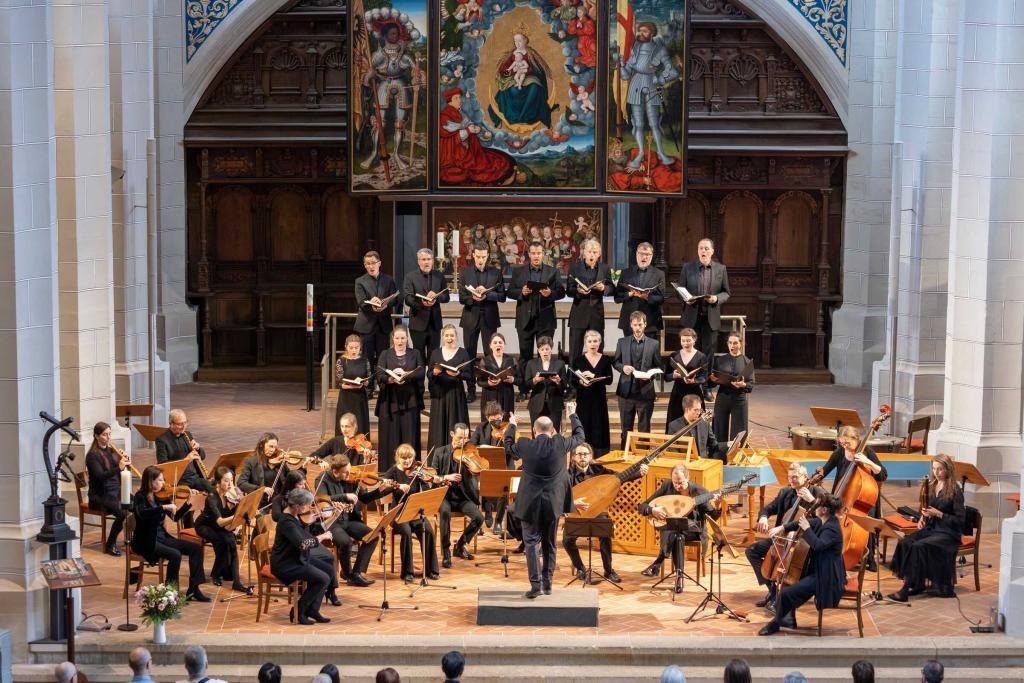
left=828, top=1, right=899, bottom=386
left=870, top=0, right=958, bottom=434
left=0, top=0, right=65, bottom=657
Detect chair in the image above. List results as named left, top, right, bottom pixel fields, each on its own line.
left=658, top=536, right=704, bottom=584
left=880, top=514, right=919, bottom=562
left=957, top=506, right=982, bottom=591
left=817, top=546, right=870, bottom=637
left=251, top=531, right=301, bottom=622
left=901, top=416, right=931, bottom=453
left=72, top=471, right=109, bottom=547
left=122, top=514, right=166, bottom=598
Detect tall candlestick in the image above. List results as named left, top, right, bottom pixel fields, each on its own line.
left=437, top=232, right=445, bottom=257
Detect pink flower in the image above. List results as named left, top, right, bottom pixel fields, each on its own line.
left=157, top=601, right=167, bottom=611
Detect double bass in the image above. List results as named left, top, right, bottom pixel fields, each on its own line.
left=833, top=405, right=891, bottom=569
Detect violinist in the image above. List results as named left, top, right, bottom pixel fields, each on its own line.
left=476, top=333, right=517, bottom=423
left=520, top=336, right=569, bottom=427
left=315, top=455, right=379, bottom=588
left=746, top=463, right=826, bottom=610
left=311, top=413, right=376, bottom=466
left=427, top=324, right=472, bottom=451
left=427, top=424, right=484, bottom=568
left=237, top=432, right=290, bottom=504
left=131, top=466, right=210, bottom=602
left=366, top=443, right=440, bottom=583
left=271, top=471, right=341, bottom=606
left=195, top=467, right=252, bottom=595
left=564, top=443, right=647, bottom=584
left=334, top=334, right=371, bottom=434
left=759, top=493, right=845, bottom=636
left=155, top=409, right=213, bottom=495
left=375, top=324, right=425, bottom=472
left=270, top=488, right=335, bottom=625
left=887, top=454, right=964, bottom=602
left=85, top=422, right=127, bottom=556
left=470, top=400, right=516, bottom=535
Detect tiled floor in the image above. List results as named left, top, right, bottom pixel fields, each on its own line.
left=74, top=382, right=1002, bottom=640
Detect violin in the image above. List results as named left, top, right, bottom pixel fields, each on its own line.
left=405, top=461, right=442, bottom=485
left=268, top=448, right=309, bottom=468
left=345, top=433, right=378, bottom=463
left=491, top=421, right=512, bottom=444
left=453, top=443, right=490, bottom=474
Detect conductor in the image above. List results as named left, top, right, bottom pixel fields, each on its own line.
left=504, top=401, right=585, bottom=599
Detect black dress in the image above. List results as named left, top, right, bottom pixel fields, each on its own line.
left=335, top=356, right=371, bottom=435
left=366, top=465, right=439, bottom=578
left=85, top=445, right=126, bottom=549
left=427, top=347, right=472, bottom=450
left=890, top=486, right=965, bottom=590
left=375, top=348, right=424, bottom=471
left=195, top=493, right=243, bottom=587
left=476, top=353, right=517, bottom=422
left=270, top=513, right=334, bottom=620
left=664, top=349, right=708, bottom=425
left=711, top=353, right=754, bottom=441
left=570, top=353, right=613, bottom=456
left=521, top=357, right=569, bottom=427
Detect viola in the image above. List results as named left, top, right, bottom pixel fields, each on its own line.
left=405, top=461, right=441, bottom=484
left=345, top=433, right=377, bottom=462
left=491, top=421, right=512, bottom=444
left=453, top=443, right=490, bottom=474
left=268, top=448, right=308, bottom=469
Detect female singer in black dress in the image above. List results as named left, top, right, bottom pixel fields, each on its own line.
left=131, top=466, right=210, bottom=601
left=759, top=493, right=845, bottom=635
left=570, top=330, right=613, bottom=457
left=376, top=324, right=424, bottom=471
left=521, top=336, right=569, bottom=427
left=335, top=334, right=371, bottom=435
left=477, top=332, right=517, bottom=422
left=236, top=432, right=290, bottom=505
left=427, top=324, right=471, bottom=450
left=711, top=331, right=754, bottom=441
left=888, top=454, right=965, bottom=601
left=195, top=466, right=253, bottom=594
left=85, top=421, right=127, bottom=555
left=270, top=488, right=334, bottom=625
left=665, top=327, right=707, bottom=427
left=271, top=470, right=341, bottom=605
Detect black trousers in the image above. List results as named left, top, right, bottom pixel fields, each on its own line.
left=360, top=329, right=390, bottom=370
left=746, top=537, right=774, bottom=588
left=395, top=518, right=438, bottom=577
left=503, top=506, right=523, bottom=541
left=195, top=524, right=240, bottom=585
left=656, top=529, right=701, bottom=571
left=411, top=327, right=441, bottom=365
left=772, top=574, right=817, bottom=624
left=562, top=512, right=613, bottom=573
left=463, top=324, right=495, bottom=363
left=522, top=517, right=558, bottom=590
left=90, top=496, right=126, bottom=549
left=713, top=391, right=748, bottom=441
left=439, top=498, right=484, bottom=550
left=517, top=326, right=555, bottom=363
left=695, top=313, right=718, bottom=361
left=154, top=533, right=206, bottom=590
left=274, top=562, right=331, bottom=619
left=569, top=326, right=603, bottom=365
left=618, top=396, right=654, bottom=449
left=331, top=519, right=377, bottom=577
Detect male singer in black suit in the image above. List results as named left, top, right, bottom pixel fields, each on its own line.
left=613, top=241, right=665, bottom=340
left=612, top=311, right=661, bottom=449
left=459, top=241, right=506, bottom=402
left=404, top=247, right=451, bottom=364
left=666, top=394, right=726, bottom=461
left=507, top=241, right=565, bottom=362
left=505, top=401, right=585, bottom=598
left=354, top=251, right=400, bottom=380
left=566, top=238, right=613, bottom=364
left=677, top=238, right=731, bottom=380
left=155, top=408, right=213, bottom=494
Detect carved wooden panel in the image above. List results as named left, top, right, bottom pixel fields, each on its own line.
left=720, top=193, right=760, bottom=266
left=323, top=187, right=361, bottom=262
left=775, top=194, right=815, bottom=266
left=667, top=194, right=709, bottom=266
left=270, top=189, right=308, bottom=262
left=214, top=188, right=253, bottom=261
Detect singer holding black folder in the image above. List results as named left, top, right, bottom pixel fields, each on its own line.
left=710, top=331, right=754, bottom=441
left=613, top=242, right=665, bottom=341
left=676, top=238, right=731, bottom=360
left=376, top=325, right=425, bottom=471
left=507, top=241, right=564, bottom=364
left=521, top=336, right=569, bottom=426
left=427, top=324, right=472, bottom=450
left=458, top=241, right=505, bottom=402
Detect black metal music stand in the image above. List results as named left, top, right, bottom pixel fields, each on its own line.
left=475, top=469, right=525, bottom=576
left=848, top=512, right=910, bottom=607
left=685, top=517, right=747, bottom=623
left=357, top=502, right=417, bottom=621
left=563, top=516, right=620, bottom=590
left=398, top=486, right=457, bottom=597
left=649, top=520, right=703, bottom=602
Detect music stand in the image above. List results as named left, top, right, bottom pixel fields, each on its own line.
left=649, top=520, right=703, bottom=602
left=396, top=486, right=457, bottom=597
left=475, top=468, right=525, bottom=576
left=562, top=516, right=620, bottom=590
left=357, top=502, right=417, bottom=621
left=218, top=489, right=264, bottom=602
left=477, top=445, right=506, bottom=465
left=116, top=403, right=153, bottom=433
left=847, top=512, right=910, bottom=607
left=685, top=517, right=747, bottom=623
left=809, top=406, right=863, bottom=429
left=724, top=431, right=748, bottom=465
left=154, top=459, right=187, bottom=490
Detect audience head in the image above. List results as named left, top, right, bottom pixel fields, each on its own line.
left=309, top=675, right=332, bottom=683
left=723, top=658, right=750, bottom=683
left=441, top=650, right=466, bottom=679
left=128, top=647, right=152, bottom=677
left=375, top=667, right=401, bottom=683
left=782, top=673, right=808, bottom=683
left=319, top=664, right=340, bottom=683
left=184, top=645, right=209, bottom=679
left=258, top=662, right=282, bottom=683
left=852, top=660, right=875, bottom=683
left=54, top=661, right=77, bottom=683
left=659, top=664, right=686, bottom=683
left=921, top=659, right=944, bottom=682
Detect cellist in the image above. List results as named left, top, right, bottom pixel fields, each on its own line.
left=746, top=463, right=827, bottom=611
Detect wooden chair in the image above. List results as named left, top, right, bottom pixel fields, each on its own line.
left=817, top=546, right=870, bottom=637
left=957, top=506, right=982, bottom=591
left=122, top=514, right=165, bottom=598
left=251, top=531, right=300, bottom=622
left=901, top=416, right=931, bottom=453
left=72, top=471, right=109, bottom=547
left=658, top=537, right=704, bottom=584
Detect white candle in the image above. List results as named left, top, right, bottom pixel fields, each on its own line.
left=120, top=468, right=132, bottom=506
left=452, top=230, right=460, bottom=257
left=437, top=232, right=445, bottom=256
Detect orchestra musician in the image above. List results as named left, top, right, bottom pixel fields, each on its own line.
left=271, top=471, right=341, bottom=606
left=570, top=330, right=613, bottom=457
left=375, top=324, right=425, bottom=472
left=476, top=333, right=518, bottom=423
left=507, top=240, right=565, bottom=365
left=521, top=336, right=569, bottom=427
left=195, top=466, right=253, bottom=595
left=270, top=488, right=335, bottom=625
left=758, top=493, right=845, bottom=635
left=334, top=334, right=371, bottom=434
left=564, top=443, right=647, bottom=584
left=155, top=409, right=213, bottom=494
left=613, top=242, right=664, bottom=341
left=237, top=432, right=290, bottom=504
left=664, top=328, right=708, bottom=424
left=427, top=424, right=485, bottom=567
left=566, top=239, right=613, bottom=364
left=310, top=413, right=376, bottom=465
left=354, top=250, right=400, bottom=393
left=746, top=462, right=826, bottom=609
left=131, top=466, right=210, bottom=602
left=458, top=240, right=506, bottom=403
left=666, top=395, right=726, bottom=461
left=314, top=455, right=379, bottom=588
left=403, top=247, right=451, bottom=364
left=504, top=403, right=584, bottom=599
left=711, top=332, right=754, bottom=442
left=427, top=324, right=472, bottom=451
left=613, top=311, right=661, bottom=449
left=470, top=400, right=517, bottom=536
left=887, top=454, right=964, bottom=602
left=676, top=238, right=730, bottom=397
left=85, top=422, right=128, bottom=555
left=638, top=464, right=721, bottom=591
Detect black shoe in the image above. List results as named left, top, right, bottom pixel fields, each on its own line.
left=427, top=572, right=440, bottom=580
left=543, top=585, right=552, bottom=595
left=289, top=607, right=295, bottom=623
left=865, top=558, right=878, bottom=573
left=524, top=588, right=542, bottom=599
left=231, top=583, right=254, bottom=596
left=887, top=590, right=909, bottom=603
left=703, top=388, right=715, bottom=403
left=908, top=586, right=926, bottom=596
left=936, top=585, right=956, bottom=598
left=605, top=570, right=622, bottom=584
left=326, top=591, right=342, bottom=607
left=309, top=611, right=331, bottom=623
left=467, top=392, right=477, bottom=403
left=641, top=560, right=663, bottom=577
left=105, top=544, right=122, bottom=557
left=187, top=588, right=211, bottom=603
left=442, top=549, right=452, bottom=569
left=296, top=613, right=315, bottom=625
left=493, top=523, right=504, bottom=537
left=779, top=613, right=797, bottom=629
left=758, top=621, right=781, bottom=636
left=211, top=577, right=223, bottom=587
left=574, top=569, right=589, bottom=583
left=454, top=543, right=474, bottom=561
left=346, top=573, right=373, bottom=587
left=485, top=512, right=494, bottom=528
left=756, top=591, right=776, bottom=608
left=401, top=574, right=414, bottom=583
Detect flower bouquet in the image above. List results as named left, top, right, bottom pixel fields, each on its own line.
left=134, top=583, right=187, bottom=643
